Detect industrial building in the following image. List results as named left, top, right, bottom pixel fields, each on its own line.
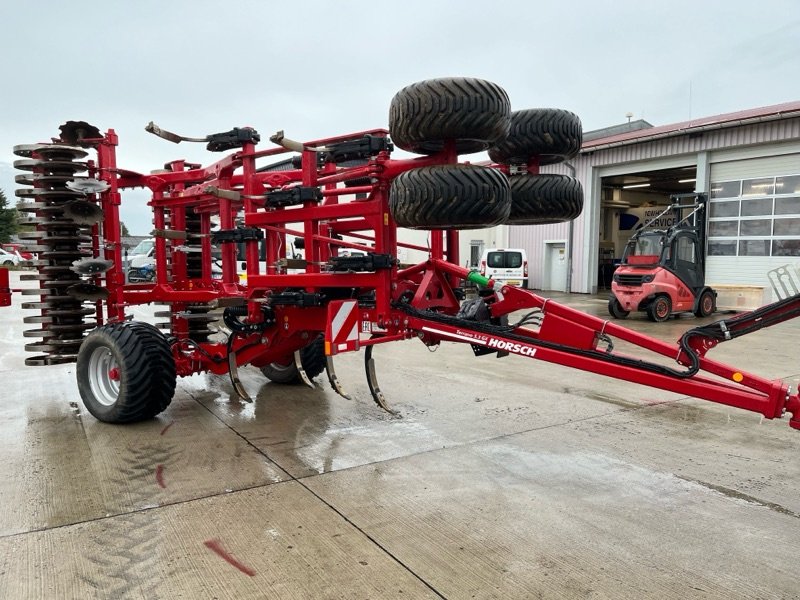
left=461, top=102, right=800, bottom=302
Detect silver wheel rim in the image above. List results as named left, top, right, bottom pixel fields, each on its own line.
left=88, top=346, right=120, bottom=406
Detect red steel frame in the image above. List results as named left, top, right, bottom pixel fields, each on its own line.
left=60, top=127, right=800, bottom=430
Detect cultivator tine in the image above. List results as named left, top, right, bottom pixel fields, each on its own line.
left=227, top=349, right=252, bottom=402
left=145, top=121, right=207, bottom=144
left=294, top=350, right=316, bottom=389
left=364, top=345, right=395, bottom=414
left=325, top=356, right=351, bottom=400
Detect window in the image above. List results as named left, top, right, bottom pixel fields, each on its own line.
left=739, top=219, right=771, bottom=236
left=487, top=251, right=522, bottom=268
left=676, top=236, right=696, bottom=264
left=710, top=181, right=740, bottom=198
left=709, top=241, right=737, bottom=256
left=774, top=217, right=800, bottom=236
left=739, top=240, right=770, bottom=256
left=708, top=172, right=800, bottom=257
left=776, top=175, right=800, bottom=195
left=709, top=220, right=738, bottom=236
left=469, top=241, right=484, bottom=267
left=742, top=177, right=775, bottom=196
left=709, top=200, right=739, bottom=218
left=775, top=197, right=800, bottom=215
left=773, top=240, right=800, bottom=256
left=741, top=198, right=772, bottom=216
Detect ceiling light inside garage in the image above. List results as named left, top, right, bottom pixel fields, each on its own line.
left=623, top=183, right=651, bottom=189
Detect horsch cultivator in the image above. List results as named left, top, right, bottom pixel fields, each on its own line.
left=2, top=77, right=800, bottom=429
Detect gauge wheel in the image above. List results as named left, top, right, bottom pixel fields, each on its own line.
left=608, top=296, right=630, bottom=319
left=506, top=174, right=583, bottom=225
left=646, top=295, right=672, bottom=322
left=389, top=164, right=510, bottom=229
left=488, top=108, right=582, bottom=166
left=694, top=289, right=716, bottom=317
left=389, top=77, right=511, bottom=155
left=76, top=321, right=176, bottom=423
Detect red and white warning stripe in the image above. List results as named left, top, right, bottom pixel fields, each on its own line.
left=325, top=300, right=360, bottom=355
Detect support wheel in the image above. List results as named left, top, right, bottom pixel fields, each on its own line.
left=694, top=289, right=716, bottom=317
left=261, top=335, right=326, bottom=384
left=488, top=108, right=582, bottom=166
left=76, top=322, right=176, bottom=423
left=390, top=165, right=510, bottom=229
left=608, top=296, right=629, bottom=319
left=646, top=295, right=672, bottom=322
left=506, top=174, right=583, bottom=225
left=389, top=77, right=511, bottom=155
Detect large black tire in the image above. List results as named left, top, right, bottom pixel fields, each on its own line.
left=694, top=289, right=716, bottom=317
left=76, top=321, right=176, bottom=423
left=647, top=295, right=672, bottom=322
left=389, top=78, right=511, bottom=155
left=389, top=165, right=510, bottom=230
left=261, top=335, right=326, bottom=384
left=488, top=108, right=582, bottom=166
left=505, top=174, right=583, bottom=225
left=608, top=296, right=630, bottom=319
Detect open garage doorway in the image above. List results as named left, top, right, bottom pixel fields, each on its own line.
left=598, top=165, right=697, bottom=290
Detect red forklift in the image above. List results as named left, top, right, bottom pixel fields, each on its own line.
left=608, top=193, right=717, bottom=322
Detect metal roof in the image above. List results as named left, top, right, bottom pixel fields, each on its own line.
left=582, top=100, right=800, bottom=151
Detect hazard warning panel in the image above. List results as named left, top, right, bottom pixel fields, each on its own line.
left=324, top=300, right=360, bottom=355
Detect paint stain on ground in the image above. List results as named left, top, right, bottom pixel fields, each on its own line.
left=203, top=539, right=256, bottom=576
left=155, top=464, right=166, bottom=489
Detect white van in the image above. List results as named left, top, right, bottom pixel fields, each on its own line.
left=479, top=248, right=528, bottom=288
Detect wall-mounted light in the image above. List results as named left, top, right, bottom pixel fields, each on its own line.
left=678, top=178, right=696, bottom=183
left=622, top=183, right=651, bottom=189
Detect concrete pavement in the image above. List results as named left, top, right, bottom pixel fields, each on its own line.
left=1, top=271, right=798, bottom=599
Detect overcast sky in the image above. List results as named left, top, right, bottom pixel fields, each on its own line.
left=1, top=0, right=799, bottom=234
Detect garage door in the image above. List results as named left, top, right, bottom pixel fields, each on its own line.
left=707, top=155, right=800, bottom=301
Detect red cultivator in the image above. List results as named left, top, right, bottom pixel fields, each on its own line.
left=5, top=77, right=800, bottom=429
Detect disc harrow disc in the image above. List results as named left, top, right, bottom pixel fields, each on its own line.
left=13, top=143, right=88, bottom=159
left=13, top=158, right=88, bottom=173
left=58, top=121, right=102, bottom=146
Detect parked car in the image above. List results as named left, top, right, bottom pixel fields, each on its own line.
left=0, top=248, right=23, bottom=267
left=1, top=243, right=33, bottom=261
left=479, top=248, right=528, bottom=287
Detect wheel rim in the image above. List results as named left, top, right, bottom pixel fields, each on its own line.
left=88, top=346, right=120, bottom=406
left=702, top=294, right=713, bottom=314
left=656, top=299, right=669, bottom=318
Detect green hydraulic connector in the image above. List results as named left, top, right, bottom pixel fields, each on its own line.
left=467, top=270, right=491, bottom=288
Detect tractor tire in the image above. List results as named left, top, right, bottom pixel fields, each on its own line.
left=608, top=296, right=629, bottom=319
left=389, top=165, right=511, bottom=230
left=76, top=321, right=176, bottom=423
left=694, top=289, right=716, bottom=317
left=646, top=295, right=672, bottom=322
left=261, top=334, right=326, bottom=384
left=389, top=77, right=511, bottom=155
left=506, top=174, right=583, bottom=225
left=488, top=108, right=582, bottom=166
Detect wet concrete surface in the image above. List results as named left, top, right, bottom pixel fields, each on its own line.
left=1, top=270, right=799, bottom=598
